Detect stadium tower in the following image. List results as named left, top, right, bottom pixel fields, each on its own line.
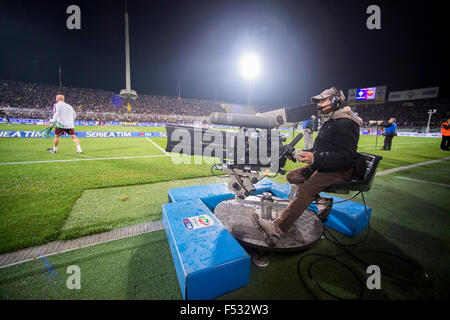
left=120, top=0, right=137, bottom=106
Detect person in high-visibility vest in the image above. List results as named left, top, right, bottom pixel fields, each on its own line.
left=441, top=118, right=450, bottom=151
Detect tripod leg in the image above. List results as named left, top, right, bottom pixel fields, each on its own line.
left=252, top=249, right=270, bottom=267
left=375, top=124, right=378, bottom=149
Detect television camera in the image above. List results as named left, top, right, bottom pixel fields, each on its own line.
left=165, top=112, right=303, bottom=198
left=165, top=110, right=327, bottom=256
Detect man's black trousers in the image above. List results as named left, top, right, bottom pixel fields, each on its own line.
left=383, top=133, right=395, bottom=150
left=441, top=135, right=450, bottom=151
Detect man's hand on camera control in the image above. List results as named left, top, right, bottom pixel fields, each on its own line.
left=297, top=150, right=314, bottom=164
left=286, top=149, right=314, bottom=165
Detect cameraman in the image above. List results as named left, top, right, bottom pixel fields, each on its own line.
left=255, top=87, right=362, bottom=246
left=378, top=118, right=397, bottom=151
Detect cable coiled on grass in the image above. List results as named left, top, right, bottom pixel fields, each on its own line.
left=297, top=193, right=432, bottom=300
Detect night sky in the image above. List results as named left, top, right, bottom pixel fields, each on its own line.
left=0, top=0, right=448, bottom=106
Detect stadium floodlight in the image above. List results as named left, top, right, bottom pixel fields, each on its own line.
left=120, top=0, right=137, bottom=101
left=240, top=53, right=261, bottom=109
left=426, top=108, right=437, bottom=133
left=240, top=54, right=261, bottom=79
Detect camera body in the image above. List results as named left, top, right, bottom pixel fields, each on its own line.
left=165, top=113, right=303, bottom=197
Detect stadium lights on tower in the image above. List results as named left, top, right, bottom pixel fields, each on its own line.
left=240, top=54, right=261, bottom=80
left=240, top=53, right=261, bottom=110
left=120, top=0, right=137, bottom=103
left=426, top=109, right=437, bottom=133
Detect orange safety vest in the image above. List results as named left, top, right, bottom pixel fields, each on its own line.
left=442, top=122, right=450, bottom=136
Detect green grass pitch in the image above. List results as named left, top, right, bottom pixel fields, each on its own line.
left=0, top=123, right=449, bottom=300
left=0, top=123, right=447, bottom=254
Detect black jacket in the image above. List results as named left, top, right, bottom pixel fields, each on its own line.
left=307, top=109, right=361, bottom=172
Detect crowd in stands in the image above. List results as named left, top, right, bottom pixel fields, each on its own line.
left=259, top=99, right=448, bottom=130
left=351, top=99, right=449, bottom=129
left=0, top=79, right=223, bottom=120
left=1, top=79, right=448, bottom=129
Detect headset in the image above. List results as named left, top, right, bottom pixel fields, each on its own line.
left=316, top=86, right=345, bottom=113
left=330, top=86, right=344, bottom=111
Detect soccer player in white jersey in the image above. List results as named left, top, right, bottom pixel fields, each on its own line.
left=47, top=94, right=83, bottom=154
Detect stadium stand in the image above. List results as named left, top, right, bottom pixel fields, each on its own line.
left=220, top=103, right=256, bottom=115
left=0, top=79, right=223, bottom=123
left=352, top=100, right=450, bottom=130
left=256, top=99, right=449, bottom=132
left=1, top=79, right=448, bottom=130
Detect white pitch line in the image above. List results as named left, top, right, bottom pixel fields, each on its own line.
left=359, top=141, right=436, bottom=147
left=362, top=145, right=421, bottom=150
left=376, top=157, right=450, bottom=176
left=0, top=154, right=171, bottom=165
left=362, top=147, right=401, bottom=150
left=145, top=137, right=169, bottom=155
left=131, top=127, right=169, bottom=155
left=394, top=176, right=450, bottom=188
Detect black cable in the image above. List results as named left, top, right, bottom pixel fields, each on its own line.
left=210, top=163, right=229, bottom=178
left=212, top=164, right=432, bottom=296
left=264, top=172, right=279, bottom=179
left=324, top=219, right=432, bottom=287
left=297, top=253, right=365, bottom=300
left=297, top=192, right=432, bottom=300
left=332, top=191, right=361, bottom=204
left=313, top=191, right=362, bottom=205
left=322, top=192, right=370, bottom=247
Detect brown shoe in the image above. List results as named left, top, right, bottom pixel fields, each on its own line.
left=251, top=211, right=283, bottom=247
left=315, top=196, right=333, bottom=222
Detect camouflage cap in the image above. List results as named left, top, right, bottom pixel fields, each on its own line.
left=311, top=87, right=345, bottom=103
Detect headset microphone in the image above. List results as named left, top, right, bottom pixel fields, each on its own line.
left=330, top=86, right=344, bottom=111
left=317, top=102, right=332, bottom=113
left=314, top=86, right=345, bottom=114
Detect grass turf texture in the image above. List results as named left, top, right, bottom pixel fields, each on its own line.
left=0, top=123, right=447, bottom=254
left=0, top=162, right=448, bottom=299
left=60, top=176, right=224, bottom=239
left=0, top=231, right=182, bottom=299
left=0, top=123, right=449, bottom=299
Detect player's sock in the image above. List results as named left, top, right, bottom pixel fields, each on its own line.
left=53, top=147, right=57, bottom=152
left=77, top=145, right=82, bottom=153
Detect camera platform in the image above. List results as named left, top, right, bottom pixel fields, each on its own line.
left=214, top=195, right=323, bottom=253
left=163, top=179, right=372, bottom=298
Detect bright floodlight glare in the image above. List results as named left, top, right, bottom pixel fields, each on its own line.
left=241, top=54, right=261, bottom=79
